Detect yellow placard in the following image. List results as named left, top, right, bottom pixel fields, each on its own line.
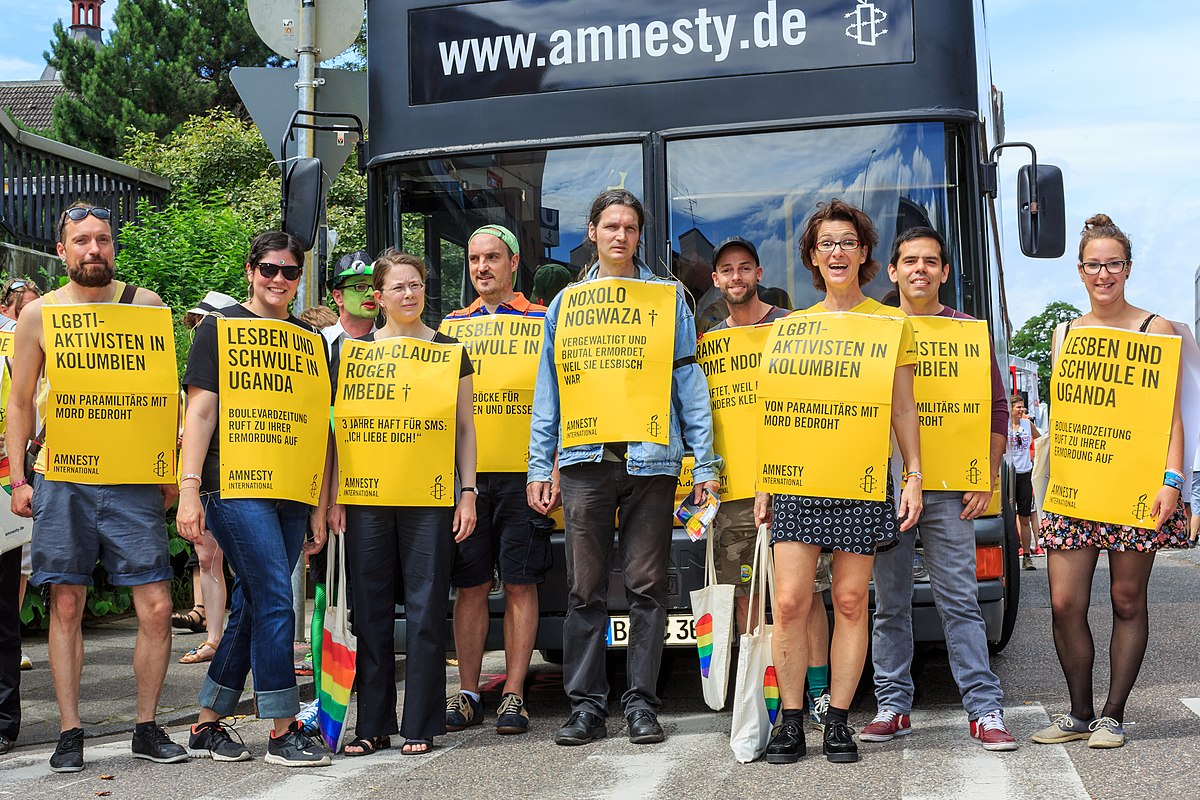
left=42, top=304, right=177, bottom=484
left=217, top=318, right=330, bottom=503
left=439, top=315, right=541, bottom=472
left=910, top=317, right=992, bottom=491
left=0, top=330, right=12, bottom=360
left=697, top=324, right=772, bottom=501
left=1044, top=326, right=1180, bottom=528
left=333, top=336, right=461, bottom=506
left=0, top=331, right=12, bottom=437
left=756, top=312, right=903, bottom=500
left=555, top=278, right=676, bottom=446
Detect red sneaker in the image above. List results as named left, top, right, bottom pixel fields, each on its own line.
left=970, top=710, right=1018, bottom=751
left=859, top=710, right=912, bottom=742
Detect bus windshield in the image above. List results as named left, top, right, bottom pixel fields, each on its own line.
left=667, top=121, right=966, bottom=329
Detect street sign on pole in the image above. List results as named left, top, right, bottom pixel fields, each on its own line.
left=248, top=0, right=363, bottom=62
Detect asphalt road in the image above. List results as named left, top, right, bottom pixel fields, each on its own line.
left=3, top=548, right=1199, bottom=799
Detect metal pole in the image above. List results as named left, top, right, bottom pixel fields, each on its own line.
left=292, top=0, right=319, bottom=641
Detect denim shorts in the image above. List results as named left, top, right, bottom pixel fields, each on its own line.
left=451, top=472, right=553, bottom=588
left=30, top=474, right=172, bottom=587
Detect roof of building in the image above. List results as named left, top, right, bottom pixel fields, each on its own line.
left=0, top=81, right=68, bottom=132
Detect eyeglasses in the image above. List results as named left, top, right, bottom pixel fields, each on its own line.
left=1080, top=259, right=1130, bottom=275
left=815, top=239, right=861, bottom=253
left=63, top=206, right=112, bottom=223
left=341, top=283, right=373, bottom=294
left=255, top=262, right=303, bottom=281
left=386, top=282, right=426, bottom=295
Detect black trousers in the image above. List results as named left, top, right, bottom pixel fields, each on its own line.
left=559, top=462, right=677, bottom=717
left=0, top=548, right=21, bottom=742
left=344, top=505, right=453, bottom=740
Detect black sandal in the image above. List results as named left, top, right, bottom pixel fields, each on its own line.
left=401, top=738, right=432, bottom=755
left=171, top=605, right=206, bottom=633
left=343, top=735, right=391, bottom=757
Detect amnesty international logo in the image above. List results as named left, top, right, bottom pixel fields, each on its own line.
left=966, top=458, right=982, bottom=486
left=859, top=465, right=878, bottom=495
left=309, top=474, right=319, bottom=499
left=431, top=474, right=446, bottom=501
left=845, top=1, right=889, bottom=46
left=1131, top=493, right=1149, bottom=521
left=647, top=414, right=662, bottom=439
left=152, top=451, right=169, bottom=479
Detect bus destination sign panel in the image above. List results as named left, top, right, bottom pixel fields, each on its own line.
left=409, top=0, right=915, bottom=105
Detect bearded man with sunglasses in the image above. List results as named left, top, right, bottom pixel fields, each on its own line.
left=5, top=202, right=188, bottom=771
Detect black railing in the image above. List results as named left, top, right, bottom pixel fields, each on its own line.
left=1, top=112, right=169, bottom=253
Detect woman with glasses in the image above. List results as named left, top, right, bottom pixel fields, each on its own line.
left=327, top=249, right=476, bottom=757
left=755, top=199, right=922, bottom=764
left=177, top=231, right=332, bottom=766
left=1031, top=214, right=1191, bottom=750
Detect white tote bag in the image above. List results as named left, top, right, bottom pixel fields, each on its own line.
left=729, top=524, right=778, bottom=763
left=0, top=493, right=31, bottom=556
left=689, top=529, right=735, bottom=711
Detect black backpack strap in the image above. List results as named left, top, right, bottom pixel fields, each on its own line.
left=1138, top=313, right=1158, bottom=333
left=119, top=283, right=137, bottom=304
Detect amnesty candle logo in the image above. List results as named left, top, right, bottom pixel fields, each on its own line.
left=647, top=414, right=662, bottom=439
left=431, top=474, right=447, bottom=502
left=859, top=465, right=878, bottom=495
left=152, top=451, right=170, bottom=479
left=966, top=458, right=982, bottom=486
left=310, top=474, right=320, bottom=500
left=1131, top=493, right=1149, bottom=522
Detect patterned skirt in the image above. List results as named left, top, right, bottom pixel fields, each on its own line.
left=1040, top=501, right=1192, bottom=552
left=770, top=480, right=898, bottom=555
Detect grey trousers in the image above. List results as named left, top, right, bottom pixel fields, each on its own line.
left=871, top=490, right=1004, bottom=719
left=559, top=461, right=676, bottom=717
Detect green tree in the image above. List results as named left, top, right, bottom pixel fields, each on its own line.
left=45, top=0, right=281, bottom=157
left=1010, top=300, right=1082, bottom=399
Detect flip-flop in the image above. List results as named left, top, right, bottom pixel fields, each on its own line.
left=343, top=735, right=391, bottom=757
left=401, top=738, right=432, bottom=755
left=179, top=641, right=218, bottom=664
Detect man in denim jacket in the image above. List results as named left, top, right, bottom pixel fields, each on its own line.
left=527, top=190, right=721, bottom=746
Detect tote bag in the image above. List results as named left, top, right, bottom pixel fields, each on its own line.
left=729, top=524, right=778, bottom=763
left=317, top=533, right=357, bottom=752
left=689, top=529, right=735, bottom=711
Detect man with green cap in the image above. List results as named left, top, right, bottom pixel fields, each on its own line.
left=439, top=224, right=552, bottom=736
left=323, top=250, right=377, bottom=344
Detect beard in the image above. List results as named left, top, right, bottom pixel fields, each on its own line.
left=722, top=285, right=755, bottom=306
left=67, top=260, right=114, bottom=288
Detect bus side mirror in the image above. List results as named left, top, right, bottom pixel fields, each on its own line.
left=282, top=157, right=323, bottom=252
left=1016, top=164, right=1065, bottom=259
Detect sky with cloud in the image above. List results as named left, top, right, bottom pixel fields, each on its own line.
left=2, top=0, right=1196, bottom=331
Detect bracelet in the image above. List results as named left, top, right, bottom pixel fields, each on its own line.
left=9, top=478, right=28, bottom=490
left=1163, top=471, right=1184, bottom=491
left=902, top=471, right=923, bottom=483
left=460, top=486, right=478, bottom=494
left=179, top=474, right=202, bottom=485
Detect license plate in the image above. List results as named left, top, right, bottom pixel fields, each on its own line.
left=606, top=614, right=696, bottom=648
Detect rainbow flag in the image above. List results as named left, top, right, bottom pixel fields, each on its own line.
left=0, top=456, right=10, bottom=495
left=317, top=624, right=356, bottom=752
left=763, top=666, right=780, bottom=725
left=695, top=613, right=714, bottom=678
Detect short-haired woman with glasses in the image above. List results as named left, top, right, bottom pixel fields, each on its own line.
left=754, top=199, right=922, bottom=765
left=326, top=248, right=477, bottom=757
left=177, top=231, right=332, bottom=766
left=1031, top=214, right=1192, bottom=750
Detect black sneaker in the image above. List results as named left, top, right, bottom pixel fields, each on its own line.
left=49, top=727, right=85, bottom=773
left=496, top=693, right=529, bottom=735
left=265, top=721, right=331, bottom=767
left=132, top=724, right=188, bottom=764
left=445, top=691, right=483, bottom=732
left=189, top=720, right=252, bottom=762
left=765, top=719, right=806, bottom=764
left=823, top=720, right=860, bottom=763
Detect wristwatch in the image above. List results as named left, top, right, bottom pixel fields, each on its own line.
left=460, top=486, right=478, bottom=494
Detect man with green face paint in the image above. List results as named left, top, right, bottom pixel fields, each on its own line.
left=323, top=250, right=377, bottom=345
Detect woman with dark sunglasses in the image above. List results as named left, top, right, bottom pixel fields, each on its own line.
left=177, top=231, right=333, bottom=766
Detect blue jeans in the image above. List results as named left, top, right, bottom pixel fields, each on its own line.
left=197, top=493, right=309, bottom=719
left=871, top=491, right=1004, bottom=719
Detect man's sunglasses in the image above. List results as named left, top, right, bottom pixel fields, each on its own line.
left=63, top=207, right=112, bottom=223
left=254, top=262, right=303, bottom=281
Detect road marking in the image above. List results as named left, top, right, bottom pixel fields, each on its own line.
left=1181, top=698, right=1200, bottom=718
left=897, top=705, right=1089, bottom=800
